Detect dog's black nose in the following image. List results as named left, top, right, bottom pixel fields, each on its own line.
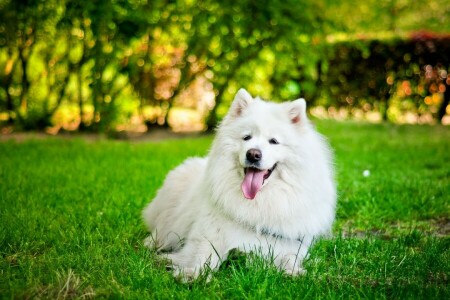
left=246, top=148, right=262, bottom=163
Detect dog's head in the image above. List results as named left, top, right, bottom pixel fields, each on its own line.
left=216, top=89, right=310, bottom=200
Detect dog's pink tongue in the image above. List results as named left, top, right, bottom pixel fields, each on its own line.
left=241, top=168, right=266, bottom=200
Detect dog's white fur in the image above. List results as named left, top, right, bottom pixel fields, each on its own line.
left=142, top=89, right=336, bottom=280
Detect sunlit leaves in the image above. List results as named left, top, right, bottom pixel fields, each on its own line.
left=1, top=0, right=449, bottom=130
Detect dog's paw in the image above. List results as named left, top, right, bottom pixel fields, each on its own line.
left=280, top=254, right=306, bottom=276
left=283, top=266, right=306, bottom=276
left=143, top=235, right=157, bottom=249
left=172, top=266, right=200, bottom=283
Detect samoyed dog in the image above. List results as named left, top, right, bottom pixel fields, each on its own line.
left=142, top=89, right=336, bottom=280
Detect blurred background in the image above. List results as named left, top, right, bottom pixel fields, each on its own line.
left=0, top=0, right=449, bottom=134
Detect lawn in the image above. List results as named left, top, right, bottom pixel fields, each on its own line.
left=1, top=121, right=449, bottom=299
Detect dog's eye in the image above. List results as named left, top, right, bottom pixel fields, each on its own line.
left=243, top=135, right=252, bottom=141
left=269, top=138, right=279, bottom=145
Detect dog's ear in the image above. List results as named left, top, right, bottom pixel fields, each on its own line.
left=229, top=89, right=253, bottom=118
left=288, top=98, right=307, bottom=124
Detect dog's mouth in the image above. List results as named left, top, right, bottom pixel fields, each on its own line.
left=241, top=164, right=277, bottom=200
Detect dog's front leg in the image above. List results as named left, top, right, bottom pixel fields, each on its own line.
left=275, top=237, right=311, bottom=275
left=237, top=234, right=311, bottom=276
left=166, top=235, right=228, bottom=282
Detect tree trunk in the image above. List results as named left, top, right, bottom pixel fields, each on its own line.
left=206, top=84, right=228, bottom=130
left=2, top=54, right=16, bottom=124
left=380, top=100, right=389, bottom=121
left=437, top=86, right=449, bottom=123
left=18, top=49, right=29, bottom=116
left=77, top=69, right=86, bottom=130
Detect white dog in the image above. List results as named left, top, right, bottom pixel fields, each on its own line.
left=142, top=89, right=336, bottom=280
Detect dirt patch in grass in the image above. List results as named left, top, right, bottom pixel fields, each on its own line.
left=341, top=217, right=450, bottom=239
left=435, top=217, right=450, bottom=237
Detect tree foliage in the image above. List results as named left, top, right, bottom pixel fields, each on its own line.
left=0, top=0, right=449, bottom=132
left=322, top=34, right=450, bottom=122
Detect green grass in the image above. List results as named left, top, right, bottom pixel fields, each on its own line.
left=1, top=121, right=449, bottom=299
